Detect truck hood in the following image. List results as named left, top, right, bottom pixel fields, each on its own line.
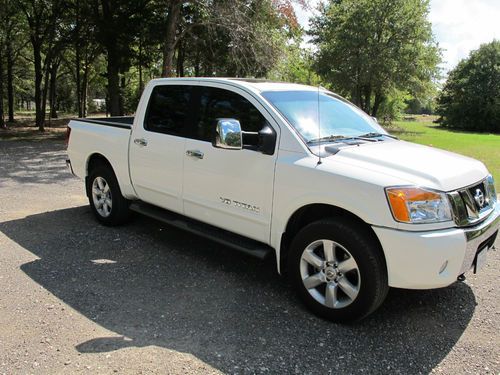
left=332, top=140, right=488, bottom=191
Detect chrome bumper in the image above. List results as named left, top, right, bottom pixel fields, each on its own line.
left=459, top=203, right=500, bottom=274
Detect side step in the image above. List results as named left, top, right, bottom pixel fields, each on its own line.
left=129, top=201, right=273, bottom=260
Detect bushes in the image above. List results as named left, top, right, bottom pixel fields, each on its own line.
left=436, top=40, right=500, bottom=133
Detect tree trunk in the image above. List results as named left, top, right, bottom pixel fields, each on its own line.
left=161, top=0, right=182, bottom=77
left=49, top=62, right=59, bottom=118
left=6, top=27, right=14, bottom=123
left=139, top=62, right=143, bottom=92
left=176, top=39, right=185, bottom=77
left=194, top=49, right=201, bottom=76
left=371, top=91, right=383, bottom=118
left=75, top=0, right=82, bottom=117
left=119, top=74, right=125, bottom=115
left=75, top=43, right=82, bottom=117
left=363, top=84, right=372, bottom=114
left=355, top=88, right=362, bottom=109
left=138, top=36, right=144, bottom=93
left=82, top=64, right=89, bottom=117
left=33, top=42, right=45, bottom=131
left=107, top=49, right=121, bottom=116
left=0, top=43, right=5, bottom=129
left=41, top=53, right=51, bottom=128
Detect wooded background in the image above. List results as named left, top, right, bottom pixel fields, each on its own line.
left=1, top=0, right=496, bottom=133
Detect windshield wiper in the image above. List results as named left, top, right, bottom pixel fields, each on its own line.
left=307, top=135, right=353, bottom=144
left=357, top=132, right=398, bottom=139
left=307, top=132, right=397, bottom=145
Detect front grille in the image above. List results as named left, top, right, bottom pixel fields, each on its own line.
left=449, top=178, right=495, bottom=227
left=461, top=181, right=490, bottom=218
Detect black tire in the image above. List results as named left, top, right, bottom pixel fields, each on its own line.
left=87, top=164, right=132, bottom=226
left=288, top=218, right=388, bottom=322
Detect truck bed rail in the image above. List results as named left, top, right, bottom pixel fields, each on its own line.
left=75, top=116, right=134, bottom=129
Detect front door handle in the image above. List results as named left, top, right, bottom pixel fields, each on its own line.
left=186, top=149, right=204, bottom=159
left=134, top=138, right=148, bottom=147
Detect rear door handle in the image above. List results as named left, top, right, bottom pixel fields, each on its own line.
left=186, top=149, right=204, bottom=159
left=134, top=138, right=148, bottom=147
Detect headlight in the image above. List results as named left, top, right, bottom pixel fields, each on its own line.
left=385, top=187, right=452, bottom=224
left=486, top=175, right=497, bottom=204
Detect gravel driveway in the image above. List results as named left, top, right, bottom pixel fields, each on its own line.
left=0, top=140, right=498, bottom=374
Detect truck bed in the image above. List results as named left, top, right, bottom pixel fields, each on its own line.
left=76, top=116, right=134, bottom=129
left=67, top=116, right=136, bottom=199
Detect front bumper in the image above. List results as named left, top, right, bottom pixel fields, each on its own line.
left=373, top=203, right=499, bottom=289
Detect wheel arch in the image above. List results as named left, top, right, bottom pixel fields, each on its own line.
left=87, top=153, right=114, bottom=174
left=279, top=203, right=386, bottom=275
left=85, top=153, right=116, bottom=198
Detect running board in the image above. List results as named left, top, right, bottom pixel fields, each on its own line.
left=129, top=201, right=273, bottom=260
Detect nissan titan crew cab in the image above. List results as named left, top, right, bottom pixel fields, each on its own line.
left=66, top=78, right=499, bottom=322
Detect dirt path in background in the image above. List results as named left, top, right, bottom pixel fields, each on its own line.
left=0, top=141, right=498, bottom=374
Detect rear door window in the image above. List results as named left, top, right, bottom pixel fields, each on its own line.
left=144, top=85, right=193, bottom=136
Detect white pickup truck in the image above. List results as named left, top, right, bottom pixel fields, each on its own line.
left=67, top=78, right=499, bottom=322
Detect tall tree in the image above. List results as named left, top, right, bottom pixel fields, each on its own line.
left=21, top=0, right=65, bottom=131
left=436, top=40, right=500, bottom=133
left=67, top=0, right=101, bottom=117
left=161, top=0, right=300, bottom=78
left=91, top=0, right=151, bottom=116
left=1, top=0, right=30, bottom=123
left=310, top=0, right=441, bottom=117
left=0, top=0, right=7, bottom=127
left=5, top=22, right=15, bottom=123
left=0, top=28, right=4, bottom=129
left=2, top=0, right=19, bottom=123
left=161, top=0, right=182, bottom=77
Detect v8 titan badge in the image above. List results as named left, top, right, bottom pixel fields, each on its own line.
left=220, top=197, right=260, bottom=213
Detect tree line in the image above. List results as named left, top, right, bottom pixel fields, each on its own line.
left=0, top=0, right=450, bottom=132
left=436, top=40, right=500, bottom=133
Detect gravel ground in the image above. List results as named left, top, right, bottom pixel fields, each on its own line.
left=0, top=140, right=498, bottom=375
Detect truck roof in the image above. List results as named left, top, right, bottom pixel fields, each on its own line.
left=147, top=77, right=322, bottom=94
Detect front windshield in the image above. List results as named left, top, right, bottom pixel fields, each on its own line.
left=261, top=90, right=386, bottom=143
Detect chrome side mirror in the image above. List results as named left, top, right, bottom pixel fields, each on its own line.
left=214, top=119, right=242, bottom=150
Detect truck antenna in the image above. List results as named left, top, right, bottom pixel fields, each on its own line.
left=317, top=84, right=322, bottom=165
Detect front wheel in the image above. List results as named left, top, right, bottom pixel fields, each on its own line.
left=87, top=165, right=131, bottom=226
left=288, top=218, right=388, bottom=322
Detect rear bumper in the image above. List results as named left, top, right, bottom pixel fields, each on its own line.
left=373, top=203, right=499, bottom=289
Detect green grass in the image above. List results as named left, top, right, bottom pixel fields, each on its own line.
left=388, top=116, right=500, bottom=190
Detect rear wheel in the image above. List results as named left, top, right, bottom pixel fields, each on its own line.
left=87, top=165, right=131, bottom=226
left=288, top=218, right=388, bottom=322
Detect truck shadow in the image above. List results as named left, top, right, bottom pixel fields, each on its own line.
left=0, top=206, right=476, bottom=374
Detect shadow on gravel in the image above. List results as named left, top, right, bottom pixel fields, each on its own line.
left=1, top=206, right=476, bottom=374
left=0, top=141, right=73, bottom=185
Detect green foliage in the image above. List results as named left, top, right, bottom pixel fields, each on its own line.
left=377, top=89, right=412, bottom=124
left=176, top=0, right=294, bottom=77
left=405, top=96, right=436, bottom=115
left=436, top=40, right=500, bottom=133
left=310, top=0, right=441, bottom=117
left=267, top=44, right=321, bottom=85
left=1, top=0, right=308, bottom=119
